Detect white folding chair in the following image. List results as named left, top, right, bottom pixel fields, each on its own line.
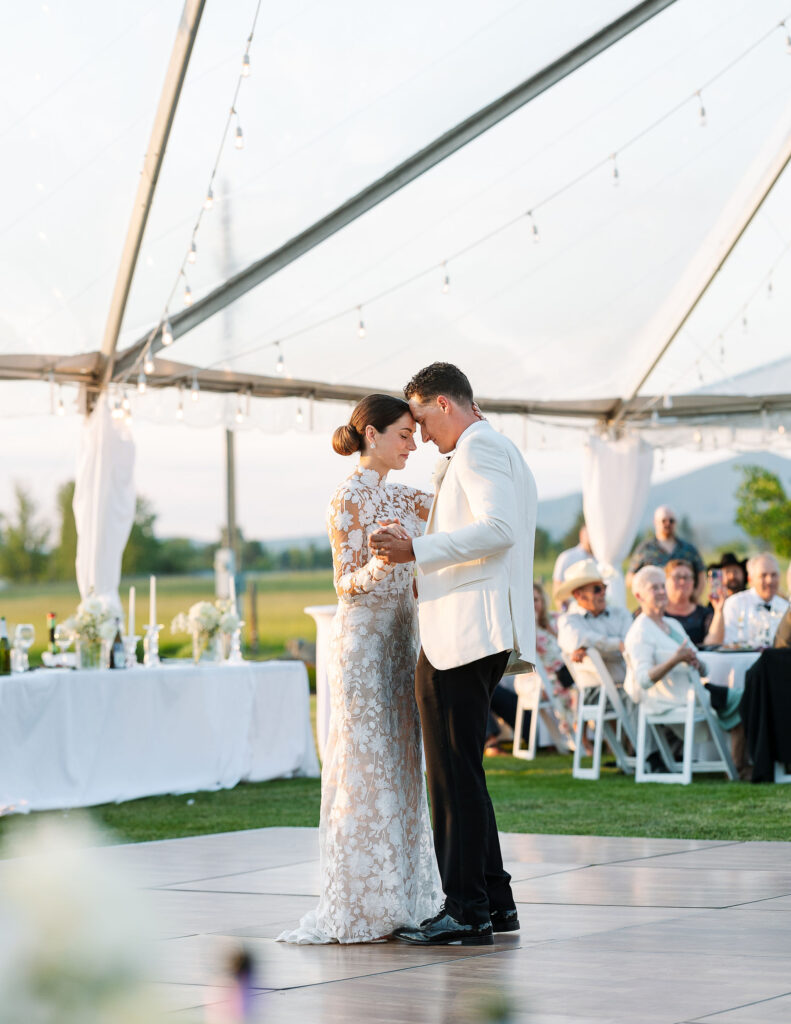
left=774, top=762, right=791, bottom=783
left=512, top=661, right=575, bottom=761
left=635, top=674, right=737, bottom=784
left=563, top=649, right=636, bottom=780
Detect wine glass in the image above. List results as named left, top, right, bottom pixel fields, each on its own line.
left=54, top=622, right=73, bottom=664
left=14, top=623, right=35, bottom=671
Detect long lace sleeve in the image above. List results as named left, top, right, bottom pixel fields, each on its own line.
left=328, top=489, right=396, bottom=598
left=411, top=488, right=433, bottom=523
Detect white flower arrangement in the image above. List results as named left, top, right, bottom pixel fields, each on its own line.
left=171, top=599, right=241, bottom=640
left=64, top=594, right=116, bottom=646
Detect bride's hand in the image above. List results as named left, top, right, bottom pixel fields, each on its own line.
left=472, top=401, right=486, bottom=421
left=376, top=519, right=410, bottom=541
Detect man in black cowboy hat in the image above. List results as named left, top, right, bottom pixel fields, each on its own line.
left=708, top=552, right=748, bottom=598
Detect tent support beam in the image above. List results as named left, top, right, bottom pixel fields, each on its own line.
left=98, top=0, right=206, bottom=391
left=609, top=98, right=791, bottom=427
left=112, top=0, right=677, bottom=382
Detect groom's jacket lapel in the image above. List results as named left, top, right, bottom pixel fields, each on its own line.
left=426, top=454, right=454, bottom=534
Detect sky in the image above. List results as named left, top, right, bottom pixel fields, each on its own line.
left=2, top=0, right=791, bottom=542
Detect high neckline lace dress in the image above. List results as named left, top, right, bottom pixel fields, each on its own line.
left=277, top=467, right=441, bottom=943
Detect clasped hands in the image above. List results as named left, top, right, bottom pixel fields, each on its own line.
left=369, top=519, right=415, bottom=565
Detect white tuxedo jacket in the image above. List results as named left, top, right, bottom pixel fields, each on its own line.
left=412, top=420, right=537, bottom=672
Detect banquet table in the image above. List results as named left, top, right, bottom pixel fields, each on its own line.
left=0, top=659, right=319, bottom=813
left=702, top=648, right=761, bottom=691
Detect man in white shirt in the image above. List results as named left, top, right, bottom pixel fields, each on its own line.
left=552, top=525, right=592, bottom=607
left=556, top=559, right=632, bottom=685
left=719, top=553, right=789, bottom=645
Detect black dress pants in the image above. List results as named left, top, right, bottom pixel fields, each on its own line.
left=415, top=647, right=515, bottom=925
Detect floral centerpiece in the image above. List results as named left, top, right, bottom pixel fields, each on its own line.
left=171, top=599, right=242, bottom=663
left=63, top=595, right=117, bottom=670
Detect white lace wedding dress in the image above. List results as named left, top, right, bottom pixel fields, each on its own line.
left=277, top=466, right=441, bottom=944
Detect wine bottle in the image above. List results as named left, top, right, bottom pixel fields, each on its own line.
left=47, top=612, right=57, bottom=655
left=0, top=617, right=10, bottom=676
left=110, top=618, right=126, bottom=670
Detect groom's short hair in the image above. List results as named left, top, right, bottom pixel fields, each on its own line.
left=404, top=363, right=474, bottom=407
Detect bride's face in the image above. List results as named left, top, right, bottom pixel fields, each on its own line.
left=369, top=412, right=417, bottom=469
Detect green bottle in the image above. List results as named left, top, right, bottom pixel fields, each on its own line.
left=0, top=617, right=10, bottom=676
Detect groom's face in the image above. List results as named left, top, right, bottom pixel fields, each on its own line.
left=408, top=396, right=454, bottom=454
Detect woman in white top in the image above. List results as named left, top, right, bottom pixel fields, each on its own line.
left=624, top=565, right=744, bottom=771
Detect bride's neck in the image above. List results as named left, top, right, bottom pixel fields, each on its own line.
left=358, top=454, right=389, bottom=480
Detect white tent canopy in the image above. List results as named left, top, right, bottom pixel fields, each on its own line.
left=2, top=1, right=791, bottom=587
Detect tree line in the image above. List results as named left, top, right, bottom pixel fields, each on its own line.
left=0, top=481, right=333, bottom=583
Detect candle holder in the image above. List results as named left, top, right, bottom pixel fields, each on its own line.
left=143, top=624, right=163, bottom=668
left=226, top=626, right=245, bottom=665
left=123, top=634, right=141, bottom=669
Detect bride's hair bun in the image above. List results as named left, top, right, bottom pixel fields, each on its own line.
left=332, top=423, right=362, bottom=456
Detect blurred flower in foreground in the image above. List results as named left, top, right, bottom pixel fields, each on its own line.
left=206, top=946, right=261, bottom=1022
left=0, top=815, right=162, bottom=1023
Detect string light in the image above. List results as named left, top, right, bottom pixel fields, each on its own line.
left=779, top=423, right=787, bottom=436
left=693, top=429, right=703, bottom=445
left=137, top=371, right=147, bottom=395
left=234, top=119, right=244, bottom=150
left=121, top=389, right=131, bottom=412
left=741, top=311, right=748, bottom=333
left=767, top=278, right=773, bottom=298
left=143, top=350, right=155, bottom=375
left=187, top=241, right=197, bottom=265
left=161, top=320, right=173, bottom=347
left=56, top=386, right=65, bottom=416
left=610, top=153, right=619, bottom=186
left=357, top=307, right=366, bottom=339
left=191, top=372, right=200, bottom=402
left=242, top=53, right=251, bottom=77
left=696, top=90, right=706, bottom=127
left=204, top=186, right=214, bottom=211
left=441, top=262, right=450, bottom=294
left=235, top=393, right=244, bottom=423
left=111, top=394, right=124, bottom=420
left=183, top=281, right=193, bottom=307
left=176, top=388, right=184, bottom=420
left=275, top=343, right=285, bottom=374
left=296, top=405, right=304, bottom=424
left=527, top=210, right=539, bottom=243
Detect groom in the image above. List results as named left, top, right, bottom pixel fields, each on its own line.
left=370, top=362, right=537, bottom=946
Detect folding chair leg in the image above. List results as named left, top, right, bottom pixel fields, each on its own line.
left=680, top=690, right=695, bottom=785
left=635, top=704, right=648, bottom=782
left=526, top=701, right=539, bottom=760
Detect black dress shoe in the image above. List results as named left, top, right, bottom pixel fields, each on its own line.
left=395, top=913, right=493, bottom=946
left=490, top=908, right=520, bottom=933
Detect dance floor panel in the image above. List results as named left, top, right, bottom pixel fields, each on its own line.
left=92, top=827, right=791, bottom=1022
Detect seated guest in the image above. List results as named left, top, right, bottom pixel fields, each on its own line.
left=664, top=558, right=721, bottom=646
left=552, top=525, right=592, bottom=608
left=774, top=564, right=791, bottom=649
left=557, top=559, right=632, bottom=684
left=707, top=553, right=789, bottom=646
left=707, top=552, right=748, bottom=599
left=624, top=565, right=745, bottom=775
left=627, top=505, right=705, bottom=598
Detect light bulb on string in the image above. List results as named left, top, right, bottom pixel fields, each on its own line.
left=242, top=52, right=251, bottom=77
left=779, top=423, right=786, bottom=436
left=610, top=153, right=619, bottom=186
left=143, top=350, right=155, bottom=375
left=357, top=307, right=366, bottom=339
left=56, top=385, right=65, bottom=416
left=275, top=343, right=285, bottom=375
left=204, top=185, right=214, bottom=210
left=176, top=388, right=184, bottom=421
left=693, top=430, right=703, bottom=446
left=137, top=371, right=147, bottom=395
left=161, top=320, right=173, bottom=347
left=696, top=90, right=707, bottom=127
left=111, top=394, right=124, bottom=420
left=441, top=262, right=450, bottom=294
left=767, top=278, right=773, bottom=299
left=234, top=122, right=244, bottom=150
left=183, top=282, right=193, bottom=307
left=527, top=210, right=539, bottom=243
left=187, top=241, right=197, bottom=265
left=741, top=312, right=748, bottom=333
left=191, top=373, right=199, bottom=402
left=121, top=389, right=131, bottom=412
left=296, top=405, right=304, bottom=424
left=235, top=393, right=244, bottom=424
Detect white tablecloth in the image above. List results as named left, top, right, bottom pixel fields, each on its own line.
left=0, top=660, right=319, bottom=813
left=703, top=650, right=761, bottom=692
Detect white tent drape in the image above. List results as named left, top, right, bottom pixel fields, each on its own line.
left=582, top=435, right=654, bottom=606
left=73, top=393, right=136, bottom=604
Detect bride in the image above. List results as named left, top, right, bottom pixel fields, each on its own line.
left=277, top=394, right=441, bottom=944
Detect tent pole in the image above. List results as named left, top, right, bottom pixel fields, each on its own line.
left=609, top=99, right=791, bottom=427
left=98, top=0, right=206, bottom=393
left=112, top=0, right=677, bottom=380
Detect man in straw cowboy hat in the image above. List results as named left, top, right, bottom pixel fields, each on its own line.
left=556, top=559, right=632, bottom=685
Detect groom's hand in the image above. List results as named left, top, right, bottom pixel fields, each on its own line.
left=370, top=529, right=415, bottom=564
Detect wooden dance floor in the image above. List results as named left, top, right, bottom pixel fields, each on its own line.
left=103, top=827, right=791, bottom=1022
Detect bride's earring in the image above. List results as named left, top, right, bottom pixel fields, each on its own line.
left=370, top=442, right=376, bottom=449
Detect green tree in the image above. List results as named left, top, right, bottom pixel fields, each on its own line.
left=0, top=483, right=50, bottom=582
left=122, top=497, right=162, bottom=575
left=560, top=507, right=585, bottom=551
left=51, top=480, right=78, bottom=581
left=734, top=466, right=791, bottom=558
